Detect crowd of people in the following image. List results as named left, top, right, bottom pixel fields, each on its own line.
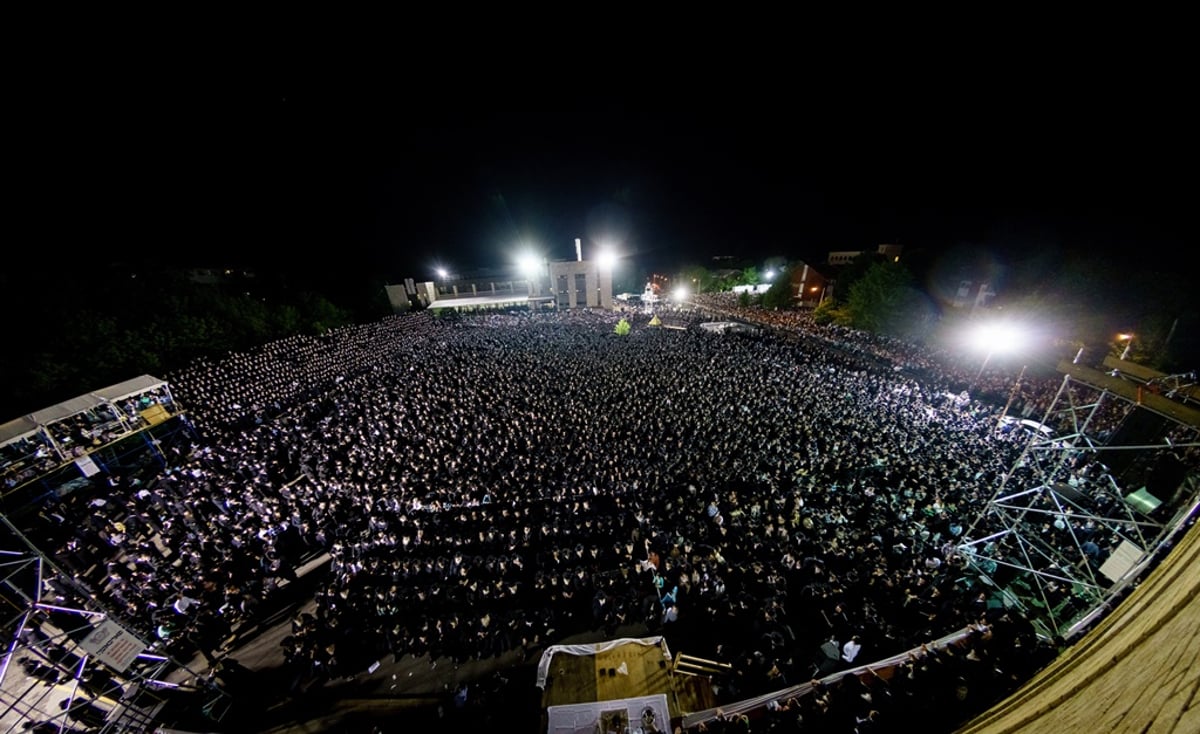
left=12, top=301, right=1194, bottom=732
left=2, top=385, right=175, bottom=491
left=692, top=618, right=1057, bottom=733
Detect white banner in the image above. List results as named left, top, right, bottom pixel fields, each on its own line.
left=547, top=693, right=670, bottom=734
left=75, top=454, right=101, bottom=477
left=80, top=618, right=148, bottom=673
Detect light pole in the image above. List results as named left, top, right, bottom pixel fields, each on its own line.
left=996, top=364, right=1028, bottom=426
left=967, top=321, right=1025, bottom=391
left=976, top=350, right=995, bottom=381
left=596, top=248, right=618, bottom=309
left=519, top=252, right=549, bottom=309
left=1117, top=333, right=1135, bottom=360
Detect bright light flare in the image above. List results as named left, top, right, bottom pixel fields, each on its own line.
left=596, top=249, right=618, bottom=270
left=673, top=286, right=689, bottom=301
left=765, top=269, right=776, bottom=281
left=518, top=253, right=543, bottom=277
left=436, top=267, right=448, bottom=279
left=968, top=322, right=1025, bottom=355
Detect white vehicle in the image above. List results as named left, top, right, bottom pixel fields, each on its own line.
left=999, top=416, right=1055, bottom=436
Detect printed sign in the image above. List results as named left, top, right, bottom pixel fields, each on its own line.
left=80, top=618, right=148, bottom=673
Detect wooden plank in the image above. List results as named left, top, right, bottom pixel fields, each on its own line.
left=541, top=639, right=714, bottom=721
left=960, top=519, right=1200, bottom=734
left=1099, top=357, right=1200, bottom=401
left=1056, top=361, right=1200, bottom=427
left=1101, top=356, right=1168, bottom=383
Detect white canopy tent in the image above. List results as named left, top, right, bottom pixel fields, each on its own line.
left=93, top=375, right=169, bottom=404
left=0, top=416, right=41, bottom=448
left=8, top=375, right=169, bottom=430
left=1, top=376, right=175, bottom=482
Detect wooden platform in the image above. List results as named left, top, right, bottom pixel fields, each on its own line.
left=539, top=638, right=716, bottom=729
left=960, top=518, right=1200, bottom=734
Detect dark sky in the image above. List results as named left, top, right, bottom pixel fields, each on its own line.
left=17, top=54, right=1191, bottom=287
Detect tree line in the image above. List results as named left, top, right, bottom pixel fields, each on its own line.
left=677, top=250, right=1198, bottom=376
left=0, top=263, right=385, bottom=421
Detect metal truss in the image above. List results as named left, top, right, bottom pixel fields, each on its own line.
left=957, top=364, right=1200, bottom=640
left=0, top=522, right=227, bottom=733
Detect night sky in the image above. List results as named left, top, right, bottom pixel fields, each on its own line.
left=20, top=59, right=1189, bottom=286
left=3, top=45, right=1196, bottom=419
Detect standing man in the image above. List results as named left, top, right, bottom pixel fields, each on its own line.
left=842, top=634, right=863, bottom=666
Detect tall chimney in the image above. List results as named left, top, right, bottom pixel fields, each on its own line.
left=575, top=238, right=582, bottom=262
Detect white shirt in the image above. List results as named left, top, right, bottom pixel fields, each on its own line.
left=842, top=638, right=862, bottom=663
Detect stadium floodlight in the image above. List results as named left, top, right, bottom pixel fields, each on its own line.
left=967, top=321, right=1027, bottom=381
left=518, top=253, right=544, bottom=278
left=968, top=322, right=1024, bottom=356
left=436, top=267, right=449, bottom=280
left=596, top=248, right=618, bottom=270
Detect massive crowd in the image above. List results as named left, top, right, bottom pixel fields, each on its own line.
left=15, top=301, right=1194, bottom=732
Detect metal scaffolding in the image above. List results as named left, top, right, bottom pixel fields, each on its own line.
left=956, top=357, right=1200, bottom=639
left=0, top=517, right=230, bottom=733
left=0, top=393, right=226, bottom=733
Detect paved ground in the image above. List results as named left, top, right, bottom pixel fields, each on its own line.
left=156, top=557, right=655, bottom=733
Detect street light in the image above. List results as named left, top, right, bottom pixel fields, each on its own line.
left=1117, top=333, right=1135, bottom=360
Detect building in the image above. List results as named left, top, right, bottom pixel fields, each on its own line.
left=548, top=258, right=613, bottom=310
left=826, top=244, right=904, bottom=266
left=391, top=249, right=614, bottom=314
left=790, top=261, right=830, bottom=307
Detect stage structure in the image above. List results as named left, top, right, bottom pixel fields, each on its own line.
left=957, top=354, right=1200, bottom=639
left=537, top=637, right=720, bottom=734
left=0, top=521, right=229, bottom=732
left=0, top=376, right=222, bottom=731
left=1, top=375, right=186, bottom=502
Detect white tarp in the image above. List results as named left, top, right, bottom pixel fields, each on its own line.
left=0, top=416, right=41, bottom=447
left=93, top=374, right=167, bottom=403
left=547, top=693, right=670, bottom=734
left=1100, top=538, right=1147, bottom=583
left=536, top=637, right=669, bottom=690
left=29, top=394, right=106, bottom=425
left=5, top=374, right=168, bottom=436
